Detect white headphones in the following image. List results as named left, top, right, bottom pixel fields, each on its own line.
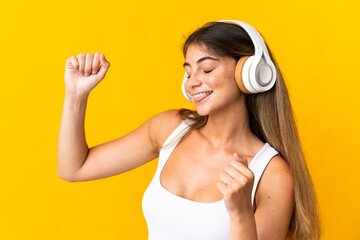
left=182, top=19, right=277, bottom=102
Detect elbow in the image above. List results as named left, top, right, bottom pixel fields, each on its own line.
left=57, top=171, right=76, bottom=183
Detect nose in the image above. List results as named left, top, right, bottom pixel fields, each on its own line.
left=185, top=71, right=202, bottom=94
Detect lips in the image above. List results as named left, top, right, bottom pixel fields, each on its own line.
left=193, top=91, right=213, bottom=103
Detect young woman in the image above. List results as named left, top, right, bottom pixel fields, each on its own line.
left=58, top=20, right=321, bottom=240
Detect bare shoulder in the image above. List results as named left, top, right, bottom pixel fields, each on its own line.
left=255, top=154, right=295, bottom=208
left=149, top=109, right=184, bottom=152
left=265, top=155, right=293, bottom=184
left=253, top=154, right=295, bottom=239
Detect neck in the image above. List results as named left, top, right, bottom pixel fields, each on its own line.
left=198, top=94, right=255, bottom=151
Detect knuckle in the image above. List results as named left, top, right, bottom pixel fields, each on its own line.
left=231, top=182, right=240, bottom=190
left=78, top=53, right=85, bottom=57
left=86, top=53, right=94, bottom=58
left=240, top=176, right=248, bottom=184
left=225, top=189, right=235, bottom=197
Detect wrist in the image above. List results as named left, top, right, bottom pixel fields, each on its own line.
left=65, top=92, right=89, bottom=101
left=229, top=209, right=254, bottom=223
left=64, top=92, right=89, bottom=112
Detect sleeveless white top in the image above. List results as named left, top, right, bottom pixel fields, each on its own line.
left=142, top=119, right=279, bottom=240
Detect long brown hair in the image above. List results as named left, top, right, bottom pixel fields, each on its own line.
left=166, top=21, right=321, bottom=240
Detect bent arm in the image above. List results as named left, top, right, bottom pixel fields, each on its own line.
left=57, top=93, right=89, bottom=181
left=230, top=155, right=294, bottom=240
left=57, top=103, right=180, bottom=183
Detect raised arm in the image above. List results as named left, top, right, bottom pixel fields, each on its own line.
left=57, top=52, right=111, bottom=181
left=57, top=52, right=180, bottom=182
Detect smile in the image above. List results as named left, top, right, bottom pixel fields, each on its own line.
left=193, top=91, right=213, bottom=103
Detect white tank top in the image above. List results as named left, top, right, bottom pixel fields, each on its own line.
left=142, top=119, right=279, bottom=240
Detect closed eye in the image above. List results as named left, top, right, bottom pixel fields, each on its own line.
left=186, top=69, right=214, bottom=79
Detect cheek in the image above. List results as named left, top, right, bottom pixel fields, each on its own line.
left=209, top=70, right=237, bottom=90
left=208, top=71, right=227, bottom=88
left=224, top=66, right=239, bottom=90
left=207, top=77, right=222, bottom=89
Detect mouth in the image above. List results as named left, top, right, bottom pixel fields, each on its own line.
left=192, top=91, right=213, bottom=103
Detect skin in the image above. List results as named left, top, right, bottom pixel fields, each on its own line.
left=64, top=52, right=110, bottom=96
left=59, top=47, right=295, bottom=240
left=182, top=43, right=295, bottom=239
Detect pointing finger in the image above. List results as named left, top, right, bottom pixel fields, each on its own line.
left=231, top=154, right=254, bottom=180
left=233, top=153, right=248, bottom=167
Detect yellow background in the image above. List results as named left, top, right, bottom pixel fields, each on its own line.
left=0, top=0, right=359, bottom=239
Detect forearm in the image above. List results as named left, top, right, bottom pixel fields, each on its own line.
left=229, top=211, right=258, bottom=240
left=57, top=93, right=89, bottom=181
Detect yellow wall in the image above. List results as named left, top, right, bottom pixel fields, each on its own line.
left=0, top=0, right=359, bottom=239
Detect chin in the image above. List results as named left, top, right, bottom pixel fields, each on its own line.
left=196, top=111, right=208, bottom=116
left=195, top=107, right=211, bottom=116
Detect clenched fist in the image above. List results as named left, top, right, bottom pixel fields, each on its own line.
left=216, top=153, right=255, bottom=219
left=64, top=52, right=110, bottom=96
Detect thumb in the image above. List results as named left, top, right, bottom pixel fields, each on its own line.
left=97, top=53, right=110, bottom=78
left=233, top=153, right=248, bottom=167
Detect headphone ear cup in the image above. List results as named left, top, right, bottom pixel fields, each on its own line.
left=235, top=56, right=253, bottom=94
left=182, top=72, right=192, bottom=102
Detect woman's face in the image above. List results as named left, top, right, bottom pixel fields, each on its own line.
left=184, top=43, right=241, bottom=116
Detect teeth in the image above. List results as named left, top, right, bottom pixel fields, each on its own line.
left=193, top=91, right=213, bottom=98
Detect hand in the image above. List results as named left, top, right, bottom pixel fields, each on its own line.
left=216, top=153, right=255, bottom=218
left=64, top=52, right=110, bottom=96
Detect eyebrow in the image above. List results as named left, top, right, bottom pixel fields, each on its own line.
left=183, top=56, right=219, bottom=68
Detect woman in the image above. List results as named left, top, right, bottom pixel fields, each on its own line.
left=58, top=20, right=321, bottom=240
